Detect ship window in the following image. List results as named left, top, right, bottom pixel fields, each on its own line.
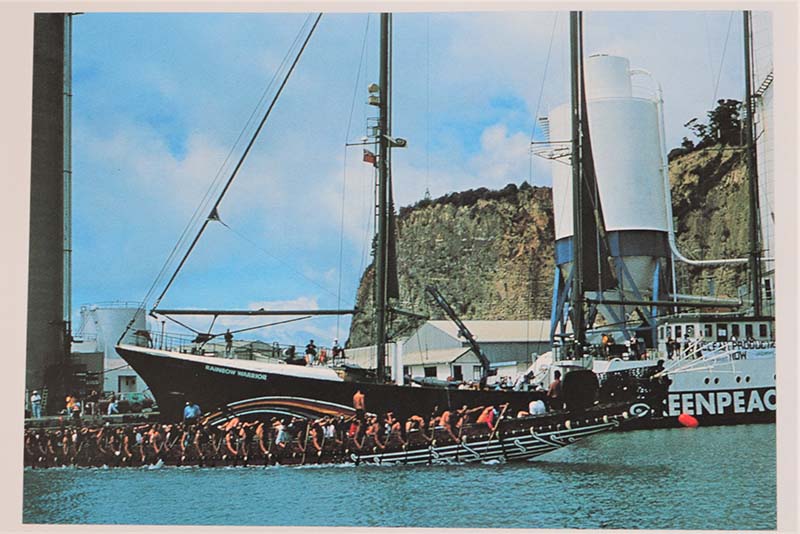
left=714, top=377, right=720, bottom=384
left=424, top=366, right=437, bottom=378
left=764, top=278, right=773, bottom=300
left=686, top=325, right=695, bottom=337
left=704, top=378, right=710, bottom=385
left=736, top=376, right=742, bottom=383
left=745, top=324, right=754, bottom=338
left=704, top=324, right=713, bottom=337
left=732, top=324, right=741, bottom=338
left=745, top=376, right=751, bottom=383
left=759, top=324, right=768, bottom=338
left=403, top=366, right=411, bottom=377
left=716, top=325, right=728, bottom=342
left=676, top=326, right=682, bottom=338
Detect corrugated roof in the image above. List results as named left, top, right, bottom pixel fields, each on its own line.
left=426, top=320, right=552, bottom=343
left=402, top=347, right=476, bottom=366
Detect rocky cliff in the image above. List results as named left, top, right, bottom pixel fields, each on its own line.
left=348, top=145, right=751, bottom=347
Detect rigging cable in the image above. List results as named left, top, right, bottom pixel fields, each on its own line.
left=121, top=14, right=321, bottom=343
left=425, top=13, right=431, bottom=196
left=143, top=16, right=314, bottom=312
left=150, top=13, right=324, bottom=314
left=336, top=14, right=372, bottom=340
left=703, top=13, right=718, bottom=105
left=217, top=219, right=340, bottom=299
left=528, top=12, right=559, bottom=184
left=711, top=12, right=735, bottom=108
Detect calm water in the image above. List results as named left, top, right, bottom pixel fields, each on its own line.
left=23, top=424, right=776, bottom=530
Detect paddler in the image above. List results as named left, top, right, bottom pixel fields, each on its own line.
left=404, top=414, right=425, bottom=433
left=438, top=409, right=461, bottom=443
left=476, top=405, right=497, bottom=432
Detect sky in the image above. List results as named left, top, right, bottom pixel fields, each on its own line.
left=69, top=10, right=755, bottom=348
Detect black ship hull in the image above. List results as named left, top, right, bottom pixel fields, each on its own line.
left=116, top=344, right=550, bottom=422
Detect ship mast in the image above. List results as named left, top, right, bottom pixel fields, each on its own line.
left=742, top=10, right=763, bottom=317
left=569, top=11, right=586, bottom=358
left=375, top=13, right=391, bottom=380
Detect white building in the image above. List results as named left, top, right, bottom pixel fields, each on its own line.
left=348, top=320, right=552, bottom=383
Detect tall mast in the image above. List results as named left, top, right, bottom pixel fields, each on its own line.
left=375, top=13, right=391, bottom=380
left=743, top=10, right=763, bottom=316
left=569, top=11, right=585, bottom=357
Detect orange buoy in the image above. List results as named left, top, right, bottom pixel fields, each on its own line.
left=677, top=413, right=699, bottom=428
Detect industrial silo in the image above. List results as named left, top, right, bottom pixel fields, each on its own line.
left=75, top=303, right=147, bottom=393
left=549, top=54, right=671, bottom=343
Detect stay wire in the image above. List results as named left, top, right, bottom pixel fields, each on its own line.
left=712, top=12, right=735, bottom=108
left=120, top=17, right=318, bottom=342
left=528, top=12, right=559, bottom=186
left=425, top=13, right=431, bottom=195
left=151, top=13, right=324, bottom=312
left=156, top=16, right=310, bottom=284
left=133, top=14, right=318, bottom=320
left=336, top=14, right=372, bottom=339
left=219, top=219, right=341, bottom=300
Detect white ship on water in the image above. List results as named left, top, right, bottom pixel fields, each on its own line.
left=536, top=11, right=775, bottom=428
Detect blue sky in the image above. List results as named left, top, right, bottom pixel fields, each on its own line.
left=69, top=10, right=752, bottom=348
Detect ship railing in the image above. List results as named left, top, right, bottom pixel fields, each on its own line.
left=660, top=341, right=755, bottom=376
left=121, top=328, right=343, bottom=365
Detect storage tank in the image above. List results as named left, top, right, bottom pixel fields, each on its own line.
left=549, top=54, right=670, bottom=338
left=76, top=303, right=147, bottom=393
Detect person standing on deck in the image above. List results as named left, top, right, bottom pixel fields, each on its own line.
left=224, top=330, right=234, bottom=358
left=548, top=370, right=563, bottom=410
left=30, top=390, right=42, bottom=418
left=305, top=340, right=317, bottom=365
left=332, top=338, right=342, bottom=363
left=352, top=390, right=366, bottom=423
left=183, top=401, right=201, bottom=425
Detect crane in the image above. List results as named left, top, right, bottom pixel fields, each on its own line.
left=424, top=285, right=495, bottom=384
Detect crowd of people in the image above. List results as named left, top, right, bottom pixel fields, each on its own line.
left=24, top=392, right=562, bottom=469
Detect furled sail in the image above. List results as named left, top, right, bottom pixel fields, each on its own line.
left=386, top=189, right=400, bottom=300
left=576, top=33, right=617, bottom=294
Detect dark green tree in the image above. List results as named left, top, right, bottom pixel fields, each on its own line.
left=707, top=99, right=742, bottom=146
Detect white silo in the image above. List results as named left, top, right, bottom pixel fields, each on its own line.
left=75, top=303, right=147, bottom=393
left=549, top=54, right=671, bottom=342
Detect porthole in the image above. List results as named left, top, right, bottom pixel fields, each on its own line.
left=736, top=376, right=742, bottom=383
left=745, top=376, right=751, bottom=383
left=773, top=374, right=776, bottom=380
left=714, top=377, right=720, bottom=384
left=704, top=377, right=710, bottom=384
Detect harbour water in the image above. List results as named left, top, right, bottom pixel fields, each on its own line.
left=23, top=424, right=776, bottom=530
